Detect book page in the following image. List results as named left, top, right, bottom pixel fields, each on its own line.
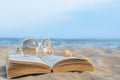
left=9, top=54, right=46, bottom=64
left=42, top=55, right=65, bottom=67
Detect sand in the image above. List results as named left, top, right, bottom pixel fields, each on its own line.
left=0, top=46, right=120, bottom=80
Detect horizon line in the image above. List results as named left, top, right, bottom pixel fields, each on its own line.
left=0, top=37, right=120, bottom=40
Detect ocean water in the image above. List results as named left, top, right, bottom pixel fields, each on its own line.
left=0, top=38, right=120, bottom=48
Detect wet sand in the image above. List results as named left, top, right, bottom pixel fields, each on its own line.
left=0, top=46, right=120, bottom=80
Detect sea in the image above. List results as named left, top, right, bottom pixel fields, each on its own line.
left=0, top=38, right=120, bottom=48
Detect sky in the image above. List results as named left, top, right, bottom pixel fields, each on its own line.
left=0, top=0, right=120, bottom=39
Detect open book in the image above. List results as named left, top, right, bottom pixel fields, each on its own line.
left=7, top=54, right=94, bottom=79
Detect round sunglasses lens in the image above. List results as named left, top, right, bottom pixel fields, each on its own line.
left=22, top=39, right=39, bottom=57
left=40, top=39, right=53, bottom=55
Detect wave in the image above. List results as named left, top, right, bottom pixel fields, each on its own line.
left=0, top=38, right=120, bottom=48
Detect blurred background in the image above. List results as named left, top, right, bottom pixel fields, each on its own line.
left=0, top=0, right=120, bottom=47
